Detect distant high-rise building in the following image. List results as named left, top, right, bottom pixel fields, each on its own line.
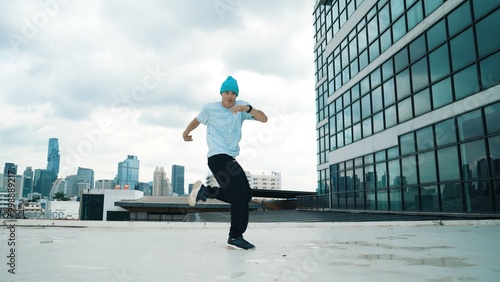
left=23, top=167, right=34, bottom=198
left=33, top=169, right=53, bottom=197
left=4, top=162, right=17, bottom=175
left=95, top=180, right=115, bottom=190
left=116, top=155, right=140, bottom=190
left=153, top=167, right=170, bottom=196
left=171, top=165, right=185, bottom=196
left=77, top=167, right=95, bottom=189
left=47, top=138, right=60, bottom=182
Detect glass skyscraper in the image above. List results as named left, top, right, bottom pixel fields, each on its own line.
left=171, top=165, right=185, bottom=196
left=47, top=138, right=60, bottom=182
left=311, top=0, right=500, bottom=214
left=116, top=155, right=140, bottom=190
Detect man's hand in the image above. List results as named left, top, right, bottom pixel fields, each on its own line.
left=230, top=105, right=250, bottom=114
left=183, top=132, right=193, bottom=142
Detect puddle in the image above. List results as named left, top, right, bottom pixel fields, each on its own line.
left=357, top=254, right=475, bottom=268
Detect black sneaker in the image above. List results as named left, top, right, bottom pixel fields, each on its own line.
left=227, top=236, right=256, bottom=250
left=188, top=180, right=206, bottom=207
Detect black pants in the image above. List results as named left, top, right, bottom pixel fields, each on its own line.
left=206, top=154, right=252, bottom=238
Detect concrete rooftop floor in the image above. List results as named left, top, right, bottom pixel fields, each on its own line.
left=1, top=219, right=499, bottom=282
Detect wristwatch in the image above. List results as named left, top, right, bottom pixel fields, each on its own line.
left=246, top=104, right=253, bottom=113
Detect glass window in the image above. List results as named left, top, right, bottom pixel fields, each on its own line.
left=447, top=2, right=472, bottom=37
left=363, top=118, right=372, bottom=137
left=437, top=146, right=460, bottom=181
left=424, top=0, right=444, bottom=16
left=454, top=64, right=479, bottom=101
left=343, top=90, right=351, bottom=106
left=369, top=40, right=380, bottom=63
left=480, top=51, right=500, bottom=89
left=407, top=1, right=424, bottom=30
left=450, top=28, right=476, bottom=72
left=371, top=68, right=382, bottom=88
left=380, top=28, right=392, bottom=53
left=473, top=0, right=500, bottom=19
left=457, top=109, right=484, bottom=142
left=432, top=77, right=453, bottom=109
left=344, top=107, right=352, bottom=127
left=359, top=49, right=369, bottom=70
left=349, top=38, right=358, bottom=61
left=398, top=96, right=413, bottom=123
left=358, top=27, right=367, bottom=51
left=376, top=162, right=388, bottom=188
left=361, top=94, right=371, bottom=119
left=351, top=84, right=360, bottom=100
left=382, top=58, right=393, bottom=81
left=411, top=57, right=429, bottom=92
left=383, top=78, right=396, bottom=106
left=418, top=151, right=437, bottom=183
left=409, top=34, right=426, bottom=63
left=364, top=154, right=374, bottom=165
left=395, top=47, right=409, bottom=73
left=365, top=164, right=375, bottom=190
left=464, top=180, right=492, bottom=212
left=336, top=97, right=343, bottom=112
left=375, top=150, right=386, bottom=163
left=400, top=132, right=415, bottom=155
left=337, top=130, right=344, bottom=148
left=388, top=159, right=401, bottom=187
left=391, top=0, right=405, bottom=21
left=413, top=88, right=431, bottom=117
left=435, top=118, right=457, bottom=147
left=361, top=76, right=370, bottom=96
left=440, top=182, right=463, bottom=212
left=352, top=100, right=361, bottom=124
left=485, top=102, right=500, bottom=134
left=351, top=58, right=359, bottom=77
left=388, top=147, right=399, bottom=160
left=416, top=126, right=434, bottom=151
left=372, top=86, right=383, bottom=113
left=345, top=127, right=353, bottom=145
left=353, top=122, right=362, bottom=142
left=489, top=135, right=500, bottom=178
left=336, top=111, right=344, bottom=130
left=396, top=69, right=411, bottom=100
left=385, top=105, right=397, bottom=128
left=373, top=111, right=384, bottom=133
left=379, top=3, right=391, bottom=32
left=402, top=155, right=418, bottom=185
left=429, top=44, right=450, bottom=83
left=393, top=15, right=407, bottom=43
left=367, top=16, right=379, bottom=43
left=426, top=19, right=446, bottom=51
left=476, top=9, right=500, bottom=58
left=460, top=140, right=487, bottom=180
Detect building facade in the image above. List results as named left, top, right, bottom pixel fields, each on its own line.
left=77, top=167, right=95, bottom=189
left=312, top=0, right=499, bottom=214
left=171, top=165, right=185, bottom=196
left=247, top=171, right=282, bottom=190
left=153, top=166, right=170, bottom=196
left=115, top=155, right=140, bottom=190
left=47, top=138, right=60, bottom=182
left=33, top=169, right=53, bottom=197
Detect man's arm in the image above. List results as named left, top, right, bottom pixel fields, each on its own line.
left=231, top=105, right=268, bottom=123
left=183, top=117, right=200, bottom=141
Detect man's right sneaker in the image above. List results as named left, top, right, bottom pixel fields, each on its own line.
left=188, top=180, right=206, bottom=207
left=227, top=236, right=256, bottom=250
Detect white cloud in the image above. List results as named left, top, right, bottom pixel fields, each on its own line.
left=0, top=0, right=318, bottom=192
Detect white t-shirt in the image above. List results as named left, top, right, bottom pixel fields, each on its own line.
left=197, top=100, right=254, bottom=158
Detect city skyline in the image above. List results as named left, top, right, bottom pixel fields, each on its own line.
left=0, top=0, right=318, bottom=192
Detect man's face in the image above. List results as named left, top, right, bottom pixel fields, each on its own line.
left=221, top=91, right=237, bottom=108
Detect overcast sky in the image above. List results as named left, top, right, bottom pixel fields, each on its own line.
left=0, top=0, right=318, bottom=192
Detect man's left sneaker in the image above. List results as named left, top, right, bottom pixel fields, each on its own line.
left=188, top=180, right=206, bottom=207
left=227, top=236, right=256, bottom=250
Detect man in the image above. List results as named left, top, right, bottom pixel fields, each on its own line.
left=183, top=75, right=268, bottom=250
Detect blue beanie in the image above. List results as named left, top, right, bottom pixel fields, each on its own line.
left=220, top=76, right=239, bottom=96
